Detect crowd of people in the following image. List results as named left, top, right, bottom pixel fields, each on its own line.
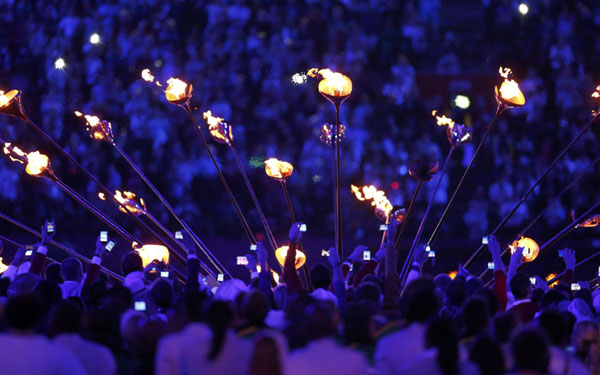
left=0, top=220, right=599, bottom=374
left=1, top=0, right=599, bottom=244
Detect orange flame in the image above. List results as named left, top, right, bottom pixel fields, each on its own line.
left=275, top=246, right=306, bottom=270
left=25, top=151, right=50, bottom=176
left=0, top=257, right=8, bottom=274
left=264, top=158, right=294, bottom=180
left=202, top=110, right=233, bottom=144
left=165, top=78, right=191, bottom=103
left=135, top=244, right=169, bottom=267
left=545, top=273, right=559, bottom=288
left=98, top=192, right=106, bottom=200
left=114, top=190, right=146, bottom=215
left=3, top=143, right=26, bottom=163
left=496, top=67, right=525, bottom=106
left=311, top=68, right=353, bottom=97
left=350, top=185, right=394, bottom=221
left=74, top=111, right=110, bottom=141
left=576, top=215, right=600, bottom=228
left=592, top=85, right=600, bottom=99
left=448, top=271, right=458, bottom=280
left=509, top=235, right=539, bottom=262
left=0, top=91, right=8, bottom=108
left=432, top=110, right=455, bottom=129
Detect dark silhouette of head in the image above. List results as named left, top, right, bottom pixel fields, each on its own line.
left=344, top=302, right=375, bottom=345
left=470, top=335, right=505, bottom=375
left=249, top=334, right=283, bottom=375
left=493, top=311, right=519, bottom=343
left=461, top=296, right=490, bottom=338
left=44, top=262, right=63, bottom=284
left=355, top=281, right=382, bottom=307
left=445, top=277, right=466, bottom=307
left=511, top=328, right=550, bottom=373
left=540, top=289, right=568, bottom=311
left=121, top=252, right=143, bottom=276
left=537, top=311, right=567, bottom=347
left=61, top=257, right=83, bottom=282
left=305, top=301, right=337, bottom=341
left=207, top=301, right=233, bottom=361
left=50, top=299, right=82, bottom=335
left=244, top=290, right=269, bottom=327
left=426, top=318, right=459, bottom=375
left=149, top=279, right=174, bottom=310
left=510, top=274, right=531, bottom=300
left=401, top=279, right=438, bottom=323
left=310, top=264, right=331, bottom=290
left=5, top=294, right=42, bottom=332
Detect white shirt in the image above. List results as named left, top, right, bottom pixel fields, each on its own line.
left=155, top=323, right=211, bottom=375
left=60, top=280, right=82, bottom=298
left=286, top=338, right=369, bottom=375
left=375, top=322, right=426, bottom=375
left=123, top=271, right=147, bottom=296
left=0, top=333, right=86, bottom=375
left=309, top=288, right=338, bottom=306
left=397, top=348, right=479, bottom=375
left=179, top=330, right=252, bottom=375
left=54, top=333, right=116, bottom=375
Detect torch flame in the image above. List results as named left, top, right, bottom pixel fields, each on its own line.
left=350, top=185, right=394, bottom=222
left=509, top=235, right=539, bottom=262
left=496, top=67, right=525, bottom=107
left=25, top=151, right=50, bottom=176
left=592, top=85, right=600, bottom=99
left=275, top=246, right=306, bottom=270
left=141, top=69, right=162, bottom=87
left=432, top=110, right=455, bottom=128
left=448, top=271, right=458, bottom=280
left=0, top=90, right=18, bottom=109
left=74, top=111, right=113, bottom=142
left=315, top=68, right=352, bottom=97
left=3, top=143, right=26, bottom=163
left=114, top=190, right=146, bottom=215
left=202, top=110, right=233, bottom=145
left=135, top=244, right=170, bottom=267
left=0, top=258, right=8, bottom=274
left=575, top=214, right=600, bottom=229
left=98, top=192, right=106, bottom=200
left=264, top=158, right=294, bottom=180
left=545, top=273, right=559, bottom=288
left=165, top=78, right=191, bottom=103
left=0, top=91, right=8, bottom=108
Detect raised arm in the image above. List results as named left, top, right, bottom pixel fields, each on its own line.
left=506, top=246, right=523, bottom=291
left=81, top=236, right=106, bottom=297
left=487, top=235, right=507, bottom=311
left=559, top=248, right=575, bottom=286
left=283, top=223, right=304, bottom=294
left=30, top=220, right=54, bottom=275
left=327, top=246, right=347, bottom=313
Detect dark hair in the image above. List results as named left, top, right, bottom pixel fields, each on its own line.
left=537, top=311, right=567, bottom=347
left=50, top=299, right=82, bottom=334
left=60, top=257, right=83, bottom=282
left=100, top=285, right=133, bottom=314
left=310, top=264, right=331, bottom=290
left=34, top=279, right=62, bottom=312
left=150, top=279, right=174, bottom=310
left=511, top=328, right=550, bottom=373
left=426, top=318, right=458, bottom=375
left=44, top=263, right=63, bottom=284
left=465, top=278, right=484, bottom=296
left=493, top=311, right=519, bottom=343
left=305, top=302, right=336, bottom=340
left=343, top=302, right=375, bottom=345
left=476, top=288, right=498, bottom=316
left=0, top=277, right=10, bottom=297
left=540, top=289, right=568, bottom=310
left=5, top=294, right=42, bottom=331
left=249, top=335, right=283, bottom=375
left=86, top=280, right=108, bottom=308
left=433, top=274, right=452, bottom=293
left=509, top=274, right=530, bottom=300
left=461, top=296, right=489, bottom=338
left=355, top=281, right=381, bottom=306
left=470, top=335, right=505, bottom=375
left=402, top=279, right=438, bottom=323
left=185, top=291, right=208, bottom=322
left=121, top=252, right=143, bottom=275
left=445, top=277, right=466, bottom=307
left=530, top=287, right=545, bottom=304
left=207, top=301, right=233, bottom=361
left=244, top=290, right=269, bottom=327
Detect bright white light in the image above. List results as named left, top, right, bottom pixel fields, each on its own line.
left=54, top=58, right=66, bottom=70
left=454, top=94, right=471, bottom=109
left=90, top=33, right=100, bottom=44
left=518, top=3, right=529, bottom=15
left=291, top=73, right=307, bottom=85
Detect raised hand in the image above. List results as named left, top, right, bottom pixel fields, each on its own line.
left=348, top=245, right=368, bottom=263
left=510, top=246, right=524, bottom=267
left=413, top=244, right=429, bottom=267
left=457, top=263, right=470, bottom=279
left=327, top=247, right=341, bottom=267
left=245, top=253, right=258, bottom=273
left=561, top=248, right=576, bottom=270
left=256, top=241, right=268, bottom=271
left=41, top=219, right=55, bottom=244
left=94, top=236, right=107, bottom=258
left=289, top=222, right=303, bottom=242
left=487, top=235, right=500, bottom=257
left=533, top=276, right=549, bottom=292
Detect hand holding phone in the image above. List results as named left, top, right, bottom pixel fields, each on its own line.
left=105, top=241, right=115, bottom=251
left=363, top=250, right=371, bottom=261
left=175, top=231, right=183, bottom=240
left=529, top=277, right=536, bottom=285
left=100, top=231, right=108, bottom=242
left=46, top=221, right=55, bottom=233
left=571, top=283, right=581, bottom=291
left=134, top=301, right=146, bottom=311
left=379, top=224, right=388, bottom=231
left=237, top=256, right=248, bottom=266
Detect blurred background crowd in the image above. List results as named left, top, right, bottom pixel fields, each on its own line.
left=1, top=0, right=600, bottom=276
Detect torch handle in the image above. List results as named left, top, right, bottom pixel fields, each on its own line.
left=427, top=107, right=502, bottom=248
left=394, top=181, right=423, bottom=253
left=465, top=113, right=600, bottom=269
left=183, top=105, right=257, bottom=245
left=399, top=147, right=454, bottom=288
left=113, top=141, right=227, bottom=277
left=21, top=119, right=174, bottom=247
left=333, top=103, right=343, bottom=258
left=280, top=180, right=313, bottom=290
left=0, top=212, right=124, bottom=281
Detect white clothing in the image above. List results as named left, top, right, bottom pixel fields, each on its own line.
left=286, top=338, right=369, bottom=375
left=548, top=346, right=590, bottom=375
left=0, top=333, right=86, bottom=375
left=54, top=333, right=116, bottom=375
left=155, top=323, right=212, bottom=375
left=375, top=322, right=426, bottom=375
left=60, top=280, right=82, bottom=298
left=397, top=347, right=479, bottom=375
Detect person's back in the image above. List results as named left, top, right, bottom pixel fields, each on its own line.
left=50, top=300, right=116, bottom=375
left=509, top=274, right=538, bottom=323
left=285, top=303, right=368, bottom=375
left=0, top=294, right=86, bottom=375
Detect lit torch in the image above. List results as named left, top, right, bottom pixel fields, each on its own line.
left=307, top=68, right=353, bottom=258
left=135, top=244, right=170, bottom=268
left=275, top=245, right=306, bottom=270
left=142, top=71, right=258, bottom=252
left=1, top=140, right=138, bottom=244
left=74, top=109, right=222, bottom=277
left=202, top=110, right=279, bottom=257
left=429, top=67, right=526, bottom=257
